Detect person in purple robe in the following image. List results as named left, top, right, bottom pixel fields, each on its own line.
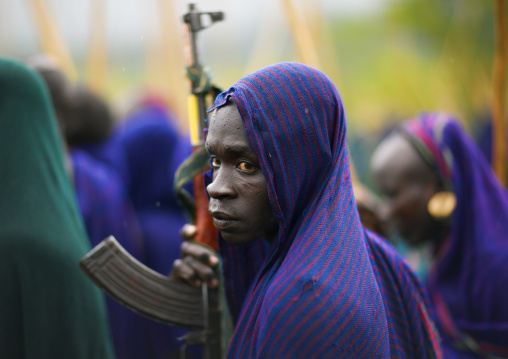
left=114, top=102, right=192, bottom=274
left=371, top=112, right=508, bottom=358
left=172, top=63, right=442, bottom=358
left=112, top=102, right=197, bottom=358
left=67, top=87, right=199, bottom=358
left=67, top=87, right=197, bottom=357
left=70, top=149, right=156, bottom=359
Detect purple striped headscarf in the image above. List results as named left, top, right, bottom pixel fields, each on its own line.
left=402, top=112, right=508, bottom=358
left=208, top=63, right=441, bottom=358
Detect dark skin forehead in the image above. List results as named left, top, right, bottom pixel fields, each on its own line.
left=370, top=132, right=448, bottom=246
left=371, top=133, right=435, bottom=191
left=206, top=103, right=256, bottom=158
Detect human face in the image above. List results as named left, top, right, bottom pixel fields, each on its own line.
left=205, top=101, right=278, bottom=244
left=371, top=134, right=439, bottom=245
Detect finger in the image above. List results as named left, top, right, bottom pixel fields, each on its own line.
left=181, top=241, right=219, bottom=266
left=184, top=257, right=218, bottom=288
left=180, top=224, right=197, bottom=241
left=171, top=259, right=201, bottom=287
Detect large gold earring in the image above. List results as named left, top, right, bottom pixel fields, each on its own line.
left=427, top=191, right=456, bottom=219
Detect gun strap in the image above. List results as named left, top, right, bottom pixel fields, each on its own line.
left=186, top=65, right=214, bottom=94
left=174, top=146, right=210, bottom=223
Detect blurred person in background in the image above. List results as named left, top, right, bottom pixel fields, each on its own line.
left=171, top=62, right=441, bottom=358
left=111, top=99, right=197, bottom=358
left=27, top=55, right=157, bottom=359
left=371, top=112, right=508, bottom=358
left=76, top=89, right=193, bottom=276
left=113, top=98, right=192, bottom=274
left=24, top=54, right=71, bottom=131
left=72, top=87, right=197, bottom=357
left=64, top=84, right=145, bottom=258
left=0, top=57, right=114, bottom=359
left=354, top=181, right=385, bottom=236
left=64, top=84, right=114, bottom=146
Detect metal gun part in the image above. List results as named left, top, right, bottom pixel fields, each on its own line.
left=79, top=236, right=222, bottom=358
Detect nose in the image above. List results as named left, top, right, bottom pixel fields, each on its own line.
left=206, top=168, right=237, bottom=200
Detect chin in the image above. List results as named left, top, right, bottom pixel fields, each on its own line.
left=220, top=231, right=259, bottom=245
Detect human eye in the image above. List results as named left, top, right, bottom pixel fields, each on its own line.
left=236, top=161, right=256, bottom=172
left=210, top=157, right=221, bottom=169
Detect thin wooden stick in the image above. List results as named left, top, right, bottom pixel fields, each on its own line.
left=280, top=0, right=321, bottom=69
left=492, top=0, right=507, bottom=187
left=156, top=0, right=188, bottom=130
left=28, top=0, right=78, bottom=81
left=86, top=0, right=107, bottom=93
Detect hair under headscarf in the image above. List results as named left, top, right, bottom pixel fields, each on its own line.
left=208, top=63, right=441, bottom=358
left=402, top=112, right=508, bottom=358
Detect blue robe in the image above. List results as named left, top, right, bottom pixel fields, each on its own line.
left=208, top=63, right=442, bottom=358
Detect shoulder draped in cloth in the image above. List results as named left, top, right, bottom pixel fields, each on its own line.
left=401, top=112, right=508, bottom=358
left=0, top=58, right=114, bottom=358
left=207, top=63, right=441, bottom=358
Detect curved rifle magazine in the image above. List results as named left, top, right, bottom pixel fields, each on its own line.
left=79, top=236, right=205, bottom=329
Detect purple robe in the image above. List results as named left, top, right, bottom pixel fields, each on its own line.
left=115, top=104, right=192, bottom=274
left=71, top=149, right=143, bottom=253
left=113, top=104, right=197, bottom=358
left=207, top=63, right=441, bottom=358
left=402, top=112, right=508, bottom=358
left=71, top=149, right=162, bottom=359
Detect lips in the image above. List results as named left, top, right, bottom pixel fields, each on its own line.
left=209, top=210, right=239, bottom=231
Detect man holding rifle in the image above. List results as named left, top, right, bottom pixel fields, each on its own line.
left=79, top=5, right=441, bottom=357
left=171, top=62, right=442, bottom=358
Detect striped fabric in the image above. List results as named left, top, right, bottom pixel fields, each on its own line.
left=207, top=63, right=441, bottom=358
left=402, top=113, right=508, bottom=358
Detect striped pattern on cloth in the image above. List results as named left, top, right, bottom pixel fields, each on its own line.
left=207, top=63, right=441, bottom=358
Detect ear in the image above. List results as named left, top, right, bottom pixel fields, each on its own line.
left=427, top=172, right=445, bottom=194
left=421, top=173, right=442, bottom=206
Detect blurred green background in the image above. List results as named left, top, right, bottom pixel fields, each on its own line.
left=0, top=0, right=501, bottom=185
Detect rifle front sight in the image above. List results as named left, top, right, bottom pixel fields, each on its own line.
left=183, top=4, right=224, bottom=34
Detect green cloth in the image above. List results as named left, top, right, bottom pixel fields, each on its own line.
left=0, top=58, right=114, bottom=358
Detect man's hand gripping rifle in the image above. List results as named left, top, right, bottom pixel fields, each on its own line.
left=79, top=4, right=226, bottom=359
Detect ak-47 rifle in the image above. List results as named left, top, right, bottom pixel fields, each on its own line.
left=80, top=4, right=226, bottom=359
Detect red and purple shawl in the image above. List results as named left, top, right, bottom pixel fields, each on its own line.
left=207, top=63, right=441, bottom=358
left=401, top=113, right=508, bottom=358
